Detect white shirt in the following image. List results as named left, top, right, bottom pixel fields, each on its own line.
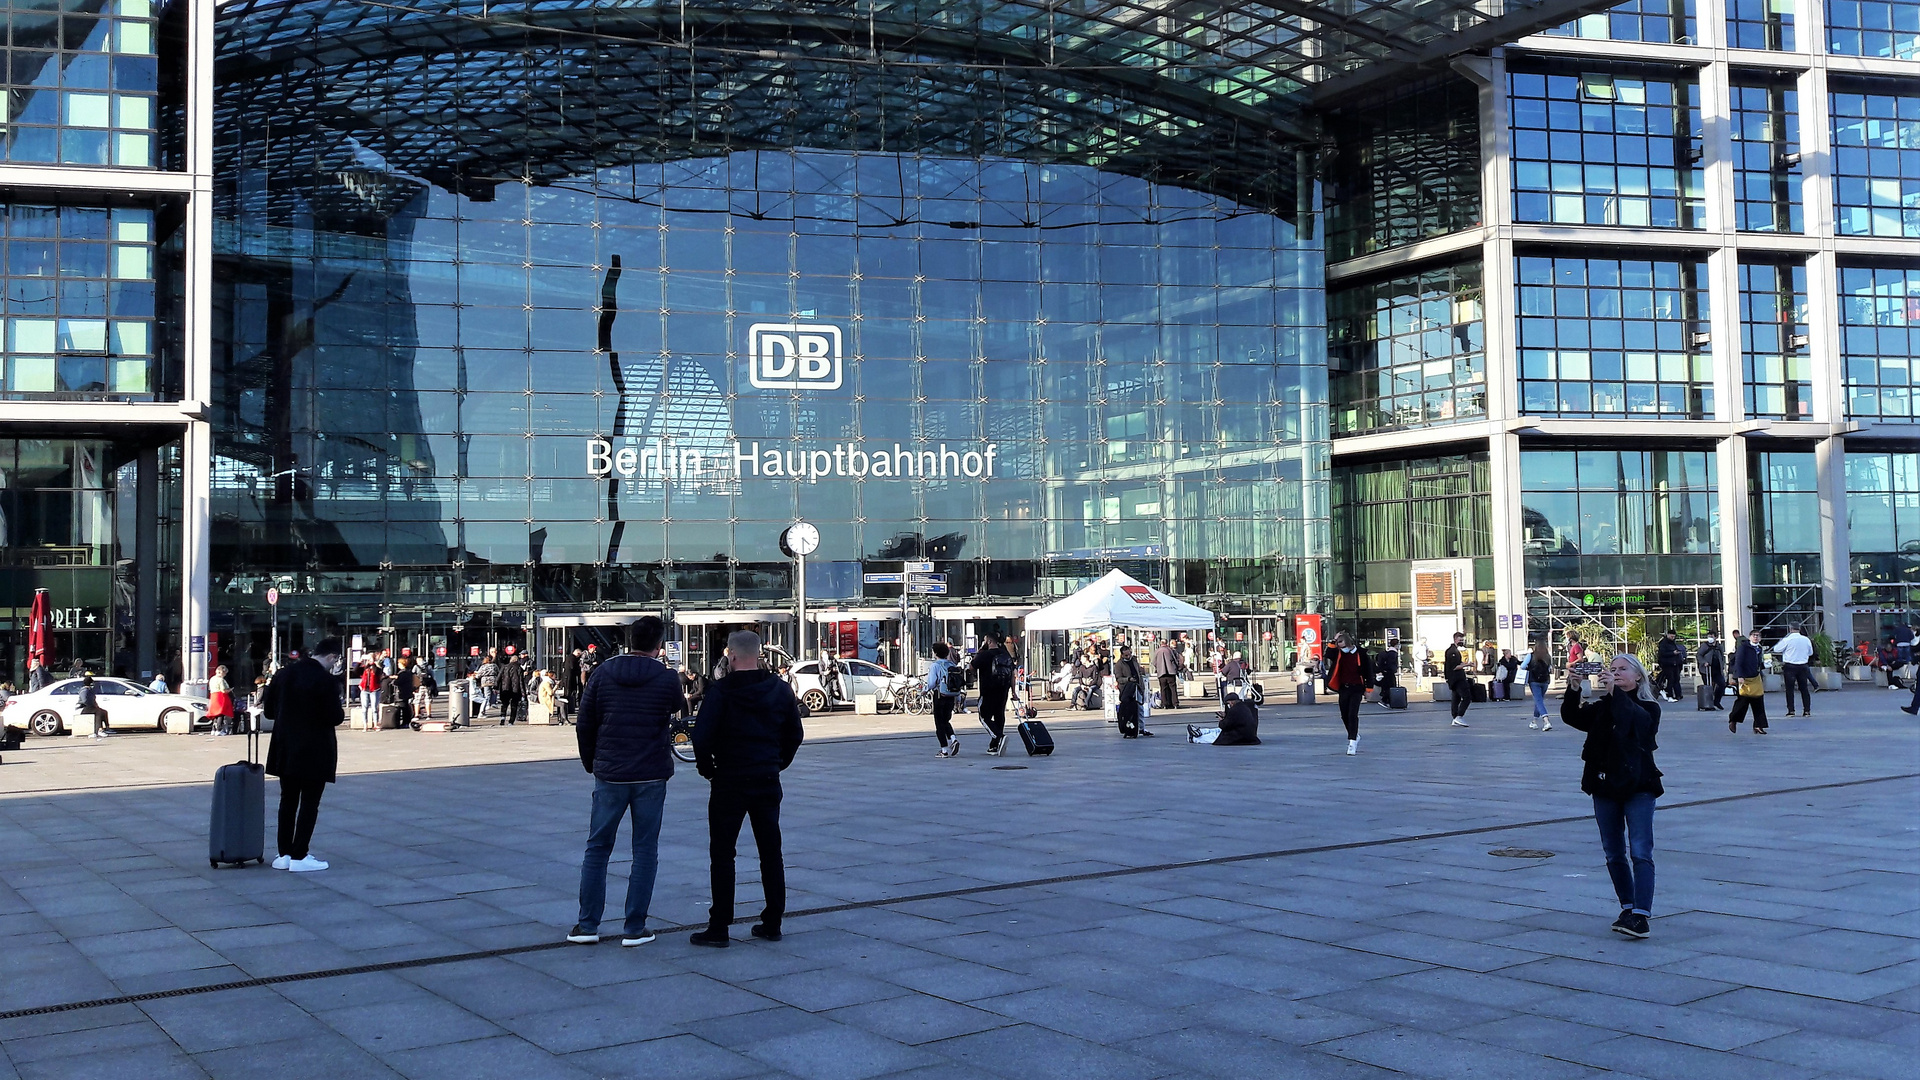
left=1776, top=633, right=1814, bottom=665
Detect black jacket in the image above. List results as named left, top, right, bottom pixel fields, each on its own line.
left=1526, top=652, right=1552, bottom=682
left=577, top=653, right=687, bottom=783
left=1113, top=655, right=1145, bottom=692
left=692, top=669, right=805, bottom=782
left=1443, top=644, right=1466, bottom=680
left=1374, top=649, right=1399, bottom=677
left=1696, top=642, right=1725, bottom=680
left=975, top=645, right=1014, bottom=693
left=264, top=657, right=346, bottom=784
left=1561, top=686, right=1663, bottom=800
left=1325, top=647, right=1371, bottom=692
left=1657, top=638, right=1684, bottom=668
left=1216, top=701, right=1261, bottom=745
left=498, top=657, right=527, bottom=696
left=1730, top=639, right=1763, bottom=680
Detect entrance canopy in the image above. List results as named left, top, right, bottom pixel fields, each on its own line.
left=1025, top=571, right=1215, bottom=633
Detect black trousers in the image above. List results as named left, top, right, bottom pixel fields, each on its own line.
left=498, top=692, right=522, bottom=724
left=1158, top=674, right=1180, bottom=709
left=1376, top=671, right=1397, bottom=695
left=707, top=777, right=784, bottom=931
left=1447, top=675, right=1470, bottom=718
left=1782, top=664, right=1813, bottom=713
left=1337, top=686, right=1363, bottom=739
left=977, top=686, right=1009, bottom=738
left=277, top=777, right=326, bottom=860
left=932, top=693, right=956, bottom=746
left=1658, top=664, right=1682, bottom=699
left=1730, top=693, right=1769, bottom=731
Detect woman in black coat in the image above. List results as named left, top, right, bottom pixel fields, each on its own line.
left=264, top=638, right=347, bottom=872
left=1561, top=653, right=1663, bottom=940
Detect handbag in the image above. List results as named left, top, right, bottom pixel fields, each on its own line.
left=1737, top=675, right=1764, bottom=698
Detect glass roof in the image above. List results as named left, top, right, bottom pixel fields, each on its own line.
left=215, top=1, right=1610, bottom=216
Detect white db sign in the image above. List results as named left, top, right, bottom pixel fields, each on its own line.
left=748, top=323, right=842, bottom=390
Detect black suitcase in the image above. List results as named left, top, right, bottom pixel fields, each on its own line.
left=1695, top=684, right=1714, bottom=710
left=1018, top=719, right=1054, bottom=756
left=210, top=727, right=265, bottom=868
left=1470, top=681, right=1488, bottom=702
left=1385, top=685, right=1408, bottom=709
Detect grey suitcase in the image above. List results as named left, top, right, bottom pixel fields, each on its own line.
left=1296, top=684, right=1316, bottom=705
left=1695, top=683, right=1715, bottom=710
left=210, top=727, right=265, bottom=868
left=1385, top=685, right=1408, bottom=709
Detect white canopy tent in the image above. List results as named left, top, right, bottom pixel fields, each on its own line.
left=1025, top=570, right=1216, bottom=632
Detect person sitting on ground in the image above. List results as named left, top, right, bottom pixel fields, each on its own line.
left=1186, top=692, right=1260, bottom=745
left=1877, top=639, right=1906, bottom=690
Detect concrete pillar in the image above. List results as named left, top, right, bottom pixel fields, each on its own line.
left=1815, top=435, right=1851, bottom=642
left=135, top=448, right=158, bottom=680
left=178, top=0, right=215, bottom=695
left=1718, top=434, right=1754, bottom=638
left=1489, top=430, right=1529, bottom=653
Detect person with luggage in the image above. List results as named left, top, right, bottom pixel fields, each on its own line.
left=926, top=641, right=964, bottom=757
left=1777, top=624, right=1815, bottom=717
left=689, top=630, right=805, bottom=948
left=1493, top=649, right=1520, bottom=701
left=1186, top=692, right=1260, bottom=745
left=1324, top=632, right=1370, bottom=755
left=1526, top=638, right=1554, bottom=730
left=1560, top=651, right=1664, bottom=940
left=1443, top=631, right=1471, bottom=728
left=497, top=646, right=528, bottom=725
left=1655, top=630, right=1685, bottom=702
left=208, top=665, right=235, bottom=735
left=973, top=632, right=1016, bottom=754
left=477, top=650, right=500, bottom=716
left=1112, top=643, right=1153, bottom=738
left=567, top=616, right=686, bottom=947
left=1696, top=637, right=1726, bottom=710
left=1727, top=629, right=1768, bottom=734
left=1373, top=643, right=1399, bottom=708
left=1152, top=637, right=1183, bottom=710
left=263, top=637, right=347, bottom=872
left=1220, top=650, right=1248, bottom=706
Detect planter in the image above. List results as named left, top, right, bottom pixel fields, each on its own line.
left=1430, top=681, right=1451, bottom=701
left=1810, top=668, right=1843, bottom=691
left=1762, top=674, right=1784, bottom=692
left=1848, top=664, right=1873, bottom=682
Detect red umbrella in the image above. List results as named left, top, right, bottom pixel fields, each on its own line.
left=27, top=588, right=49, bottom=669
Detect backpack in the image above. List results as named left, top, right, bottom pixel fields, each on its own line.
left=991, top=651, right=1016, bottom=684
left=943, top=661, right=965, bottom=696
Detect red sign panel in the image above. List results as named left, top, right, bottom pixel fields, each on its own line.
left=1121, top=585, right=1161, bottom=605
left=1293, top=614, right=1324, bottom=660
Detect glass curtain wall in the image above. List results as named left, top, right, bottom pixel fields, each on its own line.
left=1328, top=263, right=1484, bottom=435
left=1749, top=449, right=1821, bottom=624
left=1830, top=82, right=1920, bottom=239
left=1520, top=448, right=1719, bottom=588
left=1731, top=78, right=1802, bottom=234
left=1846, top=449, right=1920, bottom=611
left=1840, top=264, right=1920, bottom=420
left=1827, top=0, right=1920, bottom=58
left=1544, top=0, right=1697, bottom=42
left=1509, top=66, right=1705, bottom=229
left=0, top=0, right=165, bottom=168
left=1517, top=253, right=1712, bottom=419
left=1740, top=261, right=1811, bottom=419
left=1728, top=0, right=1799, bottom=50
left=1331, top=453, right=1492, bottom=639
left=1324, top=77, right=1481, bottom=262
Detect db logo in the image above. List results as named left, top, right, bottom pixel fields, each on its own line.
left=748, top=322, right=842, bottom=390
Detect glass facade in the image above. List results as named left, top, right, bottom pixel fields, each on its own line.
left=1739, top=261, right=1811, bottom=420
left=1731, top=79, right=1802, bottom=234
left=0, top=201, right=167, bottom=398
left=1520, top=448, right=1719, bottom=588
left=1848, top=449, right=1920, bottom=612
left=1328, top=262, right=1484, bottom=436
left=1831, top=84, right=1920, bottom=239
left=1510, top=68, right=1704, bottom=229
left=1828, top=0, right=1920, bottom=58
left=1728, top=0, right=1798, bottom=50
left=1544, top=0, right=1696, bottom=43
left=210, top=0, right=1334, bottom=641
left=1331, top=453, right=1492, bottom=636
left=1324, top=78, right=1480, bottom=263
left=1840, top=264, right=1919, bottom=420
left=1, top=0, right=164, bottom=168
left=1517, top=254, right=1712, bottom=419
left=1749, top=449, right=1821, bottom=623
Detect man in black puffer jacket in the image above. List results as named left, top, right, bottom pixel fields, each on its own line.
left=567, top=616, right=687, bottom=947
left=688, top=630, right=805, bottom=948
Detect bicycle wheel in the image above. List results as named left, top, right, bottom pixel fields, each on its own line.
left=668, top=718, right=696, bottom=763
left=904, top=685, right=928, bottom=715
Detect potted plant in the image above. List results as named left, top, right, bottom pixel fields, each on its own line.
left=1809, top=632, right=1843, bottom=690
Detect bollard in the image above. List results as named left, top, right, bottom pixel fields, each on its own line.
left=448, top=679, right=469, bottom=727
left=1296, top=683, right=1315, bottom=706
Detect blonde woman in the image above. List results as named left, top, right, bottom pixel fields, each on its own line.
left=1561, top=653, right=1664, bottom=939
left=207, top=665, right=235, bottom=735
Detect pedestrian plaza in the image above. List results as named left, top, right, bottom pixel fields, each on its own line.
left=0, top=692, right=1915, bottom=1080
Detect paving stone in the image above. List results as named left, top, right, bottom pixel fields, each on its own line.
left=742, top=1025, right=935, bottom=1080
left=379, top=1034, right=596, bottom=1080
left=564, top=1033, right=768, bottom=1080
left=930, top=1023, right=1168, bottom=1080
left=139, top=986, right=332, bottom=1053
left=825, top=997, right=1012, bottom=1046
left=1319, top=1026, right=1606, bottom=1080
left=315, top=998, right=503, bottom=1053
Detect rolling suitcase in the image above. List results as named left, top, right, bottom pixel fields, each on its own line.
left=1017, top=719, right=1054, bottom=756
left=1695, top=683, right=1715, bottom=711
left=210, top=726, right=265, bottom=868
left=1385, top=686, right=1408, bottom=709
left=1470, top=681, right=1488, bottom=703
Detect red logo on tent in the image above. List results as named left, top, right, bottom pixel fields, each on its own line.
left=1121, top=586, right=1160, bottom=605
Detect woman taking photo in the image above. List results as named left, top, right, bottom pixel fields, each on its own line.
left=1562, top=653, right=1663, bottom=939
left=1525, top=639, right=1553, bottom=730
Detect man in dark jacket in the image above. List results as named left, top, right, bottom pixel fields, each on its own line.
left=973, top=632, right=1015, bottom=753
left=1373, top=644, right=1399, bottom=706
left=1112, top=644, right=1153, bottom=738
left=1695, top=638, right=1726, bottom=710
left=264, top=638, right=346, bottom=872
left=568, top=616, right=686, bottom=947
left=1655, top=631, right=1684, bottom=702
left=497, top=646, right=528, bottom=725
left=1443, top=631, right=1471, bottom=727
left=689, top=630, right=805, bottom=948
left=1151, top=639, right=1183, bottom=710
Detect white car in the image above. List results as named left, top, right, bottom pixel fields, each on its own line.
left=788, top=658, right=915, bottom=713
left=3, top=678, right=211, bottom=737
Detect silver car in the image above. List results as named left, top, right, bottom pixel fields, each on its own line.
left=3, top=678, right=211, bottom=736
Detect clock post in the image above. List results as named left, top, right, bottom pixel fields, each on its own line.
left=778, top=522, right=819, bottom=662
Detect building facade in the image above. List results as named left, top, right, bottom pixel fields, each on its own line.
left=1326, top=0, right=1919, bottom=663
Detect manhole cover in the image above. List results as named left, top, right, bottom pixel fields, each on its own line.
left=991, top=765, right=1029, bottom=771
left=1488, top=848, right=1555, bottom=859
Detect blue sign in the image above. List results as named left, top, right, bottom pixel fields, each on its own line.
left=910, top=572, right=946, bottom=584
left=909, top=583, right=949, bottom=594
left=863, top=573, right=905, bottom=583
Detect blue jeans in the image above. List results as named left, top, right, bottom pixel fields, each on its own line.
left=577, top=778, right=667, bottom=936
left=1593, top=792, right=1656, bottom=915
left=1529, top=679, right=1548, bottom=717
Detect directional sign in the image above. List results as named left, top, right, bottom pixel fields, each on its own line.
left=909, top=582, right=948, bottom=594
left=909, top=572, right=946, bottom=584
left=863, top=573, right=905, bottom=584
left=905, top=561, right=933, bottom=572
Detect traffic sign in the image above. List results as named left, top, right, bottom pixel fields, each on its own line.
left=863, top=573, right=905, bottom=584
left=909, top=583, right=948, bottom=594
left=905, top=561, right=933, bottom=572
left=266, top=587, right=279, bottom=605
left=909, top=572, right=946, bottom=584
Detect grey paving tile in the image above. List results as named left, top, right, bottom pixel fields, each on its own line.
left=139, top=987, right=332, bottom=1054
left=1319, top=1026, right=1605, bottom=1080
left=1505, top=956, right=1734, bottom=1005
left=1176, top=993, right=1381, bottom=1045
left=970, top=986, right=1183, bottom=1045
left=1301, top=984, right=1512, bottom=1034
left=1452, top=1014, right=1620, bottom=1055
left=192, top=1032, right=407, bottom=1080
left=2, top=1019, right=173, bottom=1065
left=380, top=1034, right=595, bottom=1080
left=880, top=962, right=1047, bottom=1003
left=14, top=1042, right=211, bottom=1080
left=1125, top=1025, right=1405, bottom=1079
left=825, top=997, right=1012, bottom=1046
left=931, top=1024, right=1168, bottom=1080
left=564, top=1034, right=768, bottom=1080
left=1558, top=1034, right=1824, bottom=1080
left=315, top=998, right=502, bottom=1053
left=742, top=1025, right=936, bottom=1080
left=743, top=969, right=909, bottom=1012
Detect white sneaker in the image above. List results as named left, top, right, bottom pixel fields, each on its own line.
left=272, top=855, right=291, bottom=870
left=1541, top=719, right=1552, bottom=731
left=1346, top=740, right=1357, bottom=755
left=1528, top=719, right=1539, bottom=729
left=1450, top=719, right=1469, bottom=728
left=287, top=856, right=329, bottom=872
left=948, top=737, right=960, bottom=757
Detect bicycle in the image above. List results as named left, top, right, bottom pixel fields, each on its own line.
left=894, top=683, right=929, bottom=715
left=668, top=715, right=696, bottom=763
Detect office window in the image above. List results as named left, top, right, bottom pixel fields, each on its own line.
left=1544, top=0, right=1696, bottom=43
left=1517, top=254, right=1711, bottom=419
left=1840, top=264, right=1920, bottom=419
left=1510, top=69, right=1705, bottom=229
left=1325, top=78, right=1481, bottom=262
left=1847, top=451, right=1920, bottom=602
left=1328, top=263, right=1485, bottom=436
left=0, top=203, right=157, bottom=397
left=1828, top=0, right=1920, bottom=58
left=1728, top=0, right=1798, bottom=49
left=1831, top=86, right=1920, bottom=238
left=1731, top=80, right=1802, bottom=233
left=1521, top=448, right=1719, bottom=588
left=1, top=0, right=161, bottom=168
left=1739, top=262, right=1810, bottom=419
